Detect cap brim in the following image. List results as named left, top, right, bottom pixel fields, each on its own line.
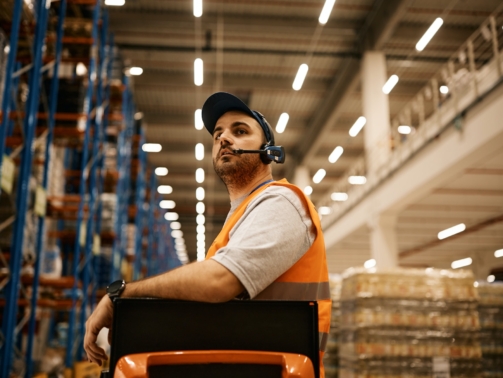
left=202, top=92, right=255, bottom=135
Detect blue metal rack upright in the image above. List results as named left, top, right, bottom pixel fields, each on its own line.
left=25, top=1, right=68, bottom=377
left=0, top=0, right=53, bottom=376
left=91, top=28, right=115, bottom=311
left=76, top=7, right=112, bottom=362
left=111, top=77, right=134, bottom=282
left=0, top=0, right=22, bottom=173
left=146, top=170, right=158, bottom=277
left=133, top=127, right=147, bottom=281
left=65, top=0, right=101, bottom=367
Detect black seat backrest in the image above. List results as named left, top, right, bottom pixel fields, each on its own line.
left=109, top=298, right=319, bottom=378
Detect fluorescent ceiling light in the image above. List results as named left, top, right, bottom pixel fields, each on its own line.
left=197, top=253, right=205, bottom=262
left=451, top=257, right=472, bottom=269
left=155, top=167, right=168, bottom=176
left=312, top=169, right=326, bottom=184
left=398, top=125, right=412, bottom=135
left=194, top=58, right=203, bottom=86
left=416, top=17, right=443, bottom=51
left=197, top=246, right=206, bottom=254
left=165, top=212, right=179, bottom=221
left=196, top=214, right=205, bottom=225
left=318, top=0, right=336, bottom=25
left=157, top=185, right=173, bottom=194
left=349, top=116, right=366, bottom=137
left=170, top=222, right=181, bottom=230
left=487, top=275, right=496, bottom=283
left=438, top=223, right=465, bottom=240
left=197, top=233, right=205, bottom=242
left=495, top=249, right=503, bottom=258
left=174, top=237, right=185, bottom=245
left=348, top=176, right=366, bottom=185
left=292, top=64, right=309, bottom=91
left=195, top=168, right=205, bottom=183
left=196, top=202, right=205, bottom=214
left=275, top=113, right=289, bottom=133
left=195, top=109, right=204, bottom=130
left=303, top=186, right=313, bottom=195
left=440, top=85, right=449, bottom=94
left=175, top=245, right=186, bottom=252
left=319, top=206, right=331, bottom=215
left=196, top=187, right=205, bottom=201
left=382, top=74, right=399, bottom=94
left=76, top=62, right=87, bottom=76
left=197, top=225, right=205, bottom=234
left=197, top=240, right=205, bottom=248
left=331, top=192, right=348, bottom=201
left=328, top=146, right=343, bottom=163
left=364, top=259, right=376, bottom=269
left=142, top=143, right=162, bottom=153
left=105, top=0, right=125, bottom=6
left=129, top=67, right=143, bottom=76
left=193, top=0, right=202, bottom=17
left=171, top=230, right=183, bottom=239
left=195, top=143, right=204, bottom=161
left=160, top=200, right=176, bottom=209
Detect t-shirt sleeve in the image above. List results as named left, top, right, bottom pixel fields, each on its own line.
left=210, top=186, right=315, bottom=299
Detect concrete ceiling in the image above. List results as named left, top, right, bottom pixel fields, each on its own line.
left=107, top=0, right=503, bottom=262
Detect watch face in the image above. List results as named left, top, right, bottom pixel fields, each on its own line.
left=108, top=280, right=124, bottom=293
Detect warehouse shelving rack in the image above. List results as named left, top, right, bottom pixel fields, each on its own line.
left=0, top=0, right=182, bottom=376
left=0, top=0, right=62, bottom=377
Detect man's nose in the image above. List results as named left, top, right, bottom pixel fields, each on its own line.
left=219, top=130, right=234, bottom=146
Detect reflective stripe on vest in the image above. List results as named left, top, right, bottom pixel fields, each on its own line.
left=254, top=281, right=331, bottom=301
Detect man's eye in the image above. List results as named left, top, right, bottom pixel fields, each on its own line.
left=236, top=129, right=246, bottom=135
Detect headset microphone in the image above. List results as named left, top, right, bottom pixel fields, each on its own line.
left=233, top=146, right=286, bottom=164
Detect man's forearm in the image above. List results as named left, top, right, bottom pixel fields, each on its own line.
left=122, top=259, right=244, bottom=303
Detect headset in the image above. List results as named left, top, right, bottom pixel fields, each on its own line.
left=232, top=111, right=286, bottom=164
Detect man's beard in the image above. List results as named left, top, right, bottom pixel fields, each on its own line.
left=213, top=151, right=263, bottom=190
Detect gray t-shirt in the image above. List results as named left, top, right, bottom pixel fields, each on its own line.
left=211, top=185, right=316, bottom=299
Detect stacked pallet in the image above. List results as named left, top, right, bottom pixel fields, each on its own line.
left=339, top=267, right=481, bottom=378
left=478, top=282, right=503, bottom=377
left=324, top=274, right=342, bottom=377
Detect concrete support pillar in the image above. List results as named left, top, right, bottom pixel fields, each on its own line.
left=471, top=252, right=497, bottom=281
left=361, top=51, right=391, bottom=178
left=368, top=213, right=398, bottom=268
left=293, top=165, right=310, bottom=191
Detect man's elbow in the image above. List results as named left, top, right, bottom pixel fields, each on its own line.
left=206, top=273, right=244, bottom=303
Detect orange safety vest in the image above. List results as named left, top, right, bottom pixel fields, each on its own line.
left=206, top=178, right=332, bottom=378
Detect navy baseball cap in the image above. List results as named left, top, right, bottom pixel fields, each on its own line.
left=201, top=92, right=275, bottom=145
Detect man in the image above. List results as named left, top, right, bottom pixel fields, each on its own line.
left=84, top=92, right=331, bottom=376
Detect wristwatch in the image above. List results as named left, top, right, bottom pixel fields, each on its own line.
left=107, top=279, right=126, bottom=300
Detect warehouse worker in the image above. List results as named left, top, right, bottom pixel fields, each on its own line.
left=84, top=92, right=331, bottom=376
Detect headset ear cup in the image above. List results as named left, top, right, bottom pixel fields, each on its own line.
left=260, top=144, right=272, bottom=165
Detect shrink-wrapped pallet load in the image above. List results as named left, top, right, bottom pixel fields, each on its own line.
left=339, top=267, right=481, bottom=378
left=324, top=274, right=342, bottom=377
left=477, top=282, right=503, bottom=377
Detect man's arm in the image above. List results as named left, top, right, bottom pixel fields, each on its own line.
left=84, top=259, right=244, bottom=365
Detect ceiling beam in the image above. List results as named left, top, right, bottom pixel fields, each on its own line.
left=285, top=0, right=412, bottom=180
left=399, top=214, right=503, bottom=258
left=134, top=71, right=329, bottom=92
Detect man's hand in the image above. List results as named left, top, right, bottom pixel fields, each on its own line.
left=84, top=295, right=113, bottom=366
